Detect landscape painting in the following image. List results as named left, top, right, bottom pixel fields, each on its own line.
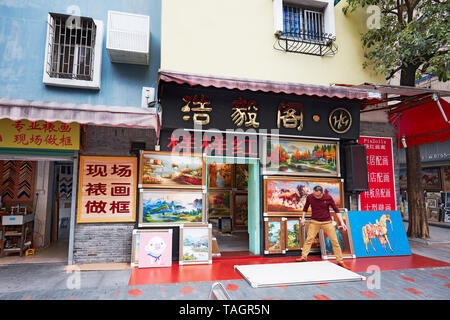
left=179, top=225, right=212, bottom=265
left=208, top=163, right=233, bottom=188
left=139, top=190, right=203, bottom=226
left=263, top=138, right=340, bottom=177
left=233, top=192, right=248, bottom=230
left=235, top=164, right=249, bottom=189
left=285, top=218, right=302, bottom=250
left=139, top=151, right=203, bottom=188
left=208, top=191, right=231, bottom=217
left=264, top=177, right=343, bottom=215
left=264, top=218, right=285, bottom=254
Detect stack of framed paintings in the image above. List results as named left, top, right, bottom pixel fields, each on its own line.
left=136, top=151, right=212, bottom=267
left=207, top=163, right=249, bottom=233
left=263, top=217, right=303, bottom=254
left=261, top=137, right=344, bottom=255
left=138, top=151, right=206, bottom=227
left=425, top=192, right=441, bottom=222
left=318, top=209, right=356, bottom=260
left=179, top=224, right=212, bottom=265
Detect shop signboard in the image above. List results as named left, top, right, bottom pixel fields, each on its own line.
left=0, top=119, right=80, bottom=150
left=358, top=136, right=396, bottom=211
left=77, top=156, right=137, bottom=223
left=159, top=82, right=361, bottom=140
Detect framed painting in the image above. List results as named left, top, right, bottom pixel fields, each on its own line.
left=347, top=211, right=411, bottom=258
left=138, top=229, right=173, bottom=268
left=131, top=229, right=140, bottom=267
left=232, top=192, right=248, bottom=230
left=302, top=220, right=321, bottom=253
left=318, top=210, right=355, bottom=260
left=208, top=191, right=231, bottom=218
left=262, top=137, right=340, bottom=177
left=208, top=163, right=233, bottom=189
left=426, top=198, right=438, bottom=209
left=263, top=176, right=344, bottom=216
left=446, top=192, right=450, bottom=208
left=139, top=189, right=204, bottom=227
left=284, top=217, right=302, bottom=251
left=179, top=224, right=212, bottom=265
left=221, top=217, right=232, bottom=233
left=139, top=151, right=203, bottom=188
left=443, top=166, right=450, bottom=192
left=421, top=167, right=441, bottom=190
left=235, top=164, right=249, bottom=190
left=264, top=217, right=286, bottom=254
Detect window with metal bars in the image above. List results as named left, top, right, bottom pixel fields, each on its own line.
left=46, top=13, right=96, bottom=81
left=283, top=4, right=324, bottom=41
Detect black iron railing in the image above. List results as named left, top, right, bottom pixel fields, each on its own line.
left=274, top=31, right=338, bottom=57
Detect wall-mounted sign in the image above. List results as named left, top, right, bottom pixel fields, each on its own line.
left=159, top=82, right=361, bottom=140
left=0, top=119, right=80, bottom=150
left=358, top=136, right=396, bottom=211
left=77, top=156, right=137, bottom=223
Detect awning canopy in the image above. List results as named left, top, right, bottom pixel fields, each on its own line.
left=158, top=70, right=383, bottom=101
left=0, top=98, right=160, bottom=131
left=354, top=83, right=450, bottom=149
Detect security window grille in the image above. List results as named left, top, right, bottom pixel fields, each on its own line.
left=283, top=5, right=324, bottom=41
left=46, top=13, right=96, bottom=81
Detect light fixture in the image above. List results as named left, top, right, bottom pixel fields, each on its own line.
left=401, top=135, right=407, bottom=148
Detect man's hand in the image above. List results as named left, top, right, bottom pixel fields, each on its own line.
left=300, top=217, right=306, bottom=226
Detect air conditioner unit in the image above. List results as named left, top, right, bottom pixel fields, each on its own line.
left=106, top=11, right=150, bottom=65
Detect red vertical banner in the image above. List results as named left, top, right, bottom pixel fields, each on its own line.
left=357, top=136, right=396, bottom=211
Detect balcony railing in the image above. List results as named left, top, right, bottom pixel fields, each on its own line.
left=274, top=31, right=338, bottom=57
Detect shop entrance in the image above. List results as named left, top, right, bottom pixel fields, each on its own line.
left=0, top=154, right=74, bottom=264
left=204, top=156, right=260, bottom=257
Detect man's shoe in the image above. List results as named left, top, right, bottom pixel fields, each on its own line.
left=337, top=261, right=350, bottom=269
left=295, top=257, right=307, bottom=262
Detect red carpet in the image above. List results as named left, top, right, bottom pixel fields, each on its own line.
left=128, top=253, right=450, bottom=286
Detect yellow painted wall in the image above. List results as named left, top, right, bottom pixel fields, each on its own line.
left=161, top=0, right=385, bottom=86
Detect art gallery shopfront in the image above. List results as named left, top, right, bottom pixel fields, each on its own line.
left=141, top=70, right=383, bottom=263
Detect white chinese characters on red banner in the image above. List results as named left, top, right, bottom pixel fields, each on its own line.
left=77, top=156, right=137, bottom=223
left=358, top=136, right=396, bottom=211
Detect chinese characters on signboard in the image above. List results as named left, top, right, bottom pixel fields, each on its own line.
left=77, top=156, right=137, bottom=223
left=0, top=119, right=80, bottom=150
left=358, top=137, right=396, bottom=211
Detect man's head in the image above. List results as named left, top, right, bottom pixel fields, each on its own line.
left=312, top=185, right=323, bottom=199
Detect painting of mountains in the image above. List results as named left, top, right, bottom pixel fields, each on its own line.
left=180, top=225, right=212, bottom=264
left=140, top=190, right=203, bottom=225
left=263, top=138, right=340, bottom=177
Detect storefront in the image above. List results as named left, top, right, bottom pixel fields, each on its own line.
left=0, top=98, right=159, bottom=264
left=128, top=70, right=383, bottom=263
left=399, top=139, right=450, bottom=223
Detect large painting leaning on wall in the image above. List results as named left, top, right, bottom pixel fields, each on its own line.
left=263, top=138, right=340, bottom=177
left=139, top=189, right=203, bottom=226
left=264, top=176, right=344, bottom=216
left=139, top=151, right=203, bottom=188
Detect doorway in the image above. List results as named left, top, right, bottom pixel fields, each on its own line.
left=204, top=156, right=260, bottom=257
left=0, top=156, right=73, bottom=264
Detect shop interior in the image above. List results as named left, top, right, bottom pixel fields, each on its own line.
left=207, top=162, right=252, bottom=257
left=0, top=158, right=72, bottom=264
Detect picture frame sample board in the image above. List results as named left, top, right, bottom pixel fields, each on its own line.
left=234, top=261, right=366, bottom=288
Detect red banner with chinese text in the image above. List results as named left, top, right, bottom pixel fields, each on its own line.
left=77, top=156, right=137, bottom=223
left=358, top=136, right=396, bottom=211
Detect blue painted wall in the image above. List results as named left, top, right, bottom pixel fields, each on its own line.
left=0, top=0, right=161, bottom=107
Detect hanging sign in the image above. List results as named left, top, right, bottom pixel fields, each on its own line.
left=77, top=156, right=137, bottom=223
left=358, top=136, right=396, bottom=211
left=0, top=119, right=80, bottom=150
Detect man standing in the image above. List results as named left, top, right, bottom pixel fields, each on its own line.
left=296, top=185, right=349, bottom=269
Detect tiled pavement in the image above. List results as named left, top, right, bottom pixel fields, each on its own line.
left=0, top=263, right=449, bottom=300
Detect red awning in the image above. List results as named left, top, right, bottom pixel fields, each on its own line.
left=388, top=97, right=450, bottom=148
left=158, top=70, right=382, bottom=101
